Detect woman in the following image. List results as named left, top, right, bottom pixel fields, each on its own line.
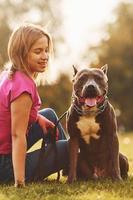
left=0, top=23, right=68, bottom=187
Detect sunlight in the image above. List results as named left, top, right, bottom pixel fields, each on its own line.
left=48, top=0, right=124, bottom=81
left=61, top=0, right=121, bottom=54
left=42, top=0, right=130, bottom=81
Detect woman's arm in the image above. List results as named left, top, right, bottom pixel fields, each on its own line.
left=37, top=114, right=59, bottom=140
left=11, top=93, right=32, bottom=187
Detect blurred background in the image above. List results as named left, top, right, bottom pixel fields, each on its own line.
left=0, top=0, right=133, bottom=132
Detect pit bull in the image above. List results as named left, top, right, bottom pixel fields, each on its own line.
left=67, top=65, right=129, bottom=183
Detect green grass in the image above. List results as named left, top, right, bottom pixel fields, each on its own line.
left=1, top=133, right=133, bottom=200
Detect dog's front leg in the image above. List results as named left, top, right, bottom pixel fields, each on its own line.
left=109, top=134, right=122, bottom=181
left=105, top=105, right=122, bottom=181
left=68, top=137, right=79, bottom=183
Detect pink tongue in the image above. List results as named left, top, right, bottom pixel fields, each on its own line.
left=85, top=98, right=97, bottom=107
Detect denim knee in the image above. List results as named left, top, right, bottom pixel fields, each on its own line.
left=38, top=108, right=67, bottom=140
left=39, top=108, right=58, bottom=124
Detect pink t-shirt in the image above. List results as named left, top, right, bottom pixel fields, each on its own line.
left=0, top=71, right=41, bottom=154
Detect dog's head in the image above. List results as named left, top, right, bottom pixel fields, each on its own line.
left=72, top=65, right=108, bottom=110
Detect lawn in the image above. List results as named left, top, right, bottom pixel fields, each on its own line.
left=0, top=133, right=133, bottom=200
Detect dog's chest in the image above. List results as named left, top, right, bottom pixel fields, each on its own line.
left=76, top=116, right=100, bottom=144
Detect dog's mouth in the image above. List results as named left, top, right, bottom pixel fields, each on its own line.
left=79, top=96, right=104, bottom=108
left=85, top=98, right=97, bottom=107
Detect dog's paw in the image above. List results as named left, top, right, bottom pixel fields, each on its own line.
left=111, top=175, right=122, bottom=182
left=92, top=173, right=98, bottom=181
left=67, top=175, right=76, bottom=184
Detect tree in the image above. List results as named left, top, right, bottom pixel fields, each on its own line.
left=0, top=0, right=63, bottom=68
left=0, top=21, right=11, bottom=68
left=88, top=2, right=133, bottom=131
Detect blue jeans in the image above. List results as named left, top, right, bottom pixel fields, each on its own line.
left=0, top=108, right=69, bottom=183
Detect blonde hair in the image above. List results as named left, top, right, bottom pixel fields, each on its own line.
left=7, top=23, right=53, bottom=78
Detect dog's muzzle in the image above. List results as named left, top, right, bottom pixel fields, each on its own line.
left=80, top=84, right=101, bottom=107
left=82, top=84, right=99, bottom=98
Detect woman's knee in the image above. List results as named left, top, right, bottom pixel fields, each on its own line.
left=45, top=140, right=69, bottom=170
left=39, top=108, right=58, bottom=123
left=56, top=140, right=69, bottom=161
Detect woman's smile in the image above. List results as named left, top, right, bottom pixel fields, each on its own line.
left=27, top=36, right=49, bottom=76
left=38, top=60, right=48, bottom=67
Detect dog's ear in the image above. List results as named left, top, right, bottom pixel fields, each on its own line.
left=101, top=64, right=108, bottom=75
left=73, top=65, right=78, bottom=76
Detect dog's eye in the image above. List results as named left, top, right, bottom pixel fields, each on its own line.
left=78, top=75, right=88, bottom=83
left=95, top=75, right=103, bottom=81
left=78, top=78, right=83, bottom=83
left=75, top=78, right=83, bottom=84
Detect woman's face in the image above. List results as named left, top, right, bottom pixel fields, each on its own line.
left=26, top=35, right=49, bottom=77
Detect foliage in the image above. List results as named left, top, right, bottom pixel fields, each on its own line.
left=0, top=21, right=11, bottom=68
left=0, top=0, right=63, bottom=68
left=89, top=2, right=133, bottom=131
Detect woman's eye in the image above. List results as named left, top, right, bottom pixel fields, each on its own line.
left=34, top=48, right=49, bottom=54
left=45, top=48, right=49, bottom=53
left=34, top=50, right=41, bottom=54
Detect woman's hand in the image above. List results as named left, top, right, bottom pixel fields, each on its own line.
left=37, top=114, right=59, bottom=140
left=14, top=180, right=25, bottom=188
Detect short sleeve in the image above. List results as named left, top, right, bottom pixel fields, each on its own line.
left=10, top=84, right=34, bottom=103
left=10, top=72, right=35, bottom=103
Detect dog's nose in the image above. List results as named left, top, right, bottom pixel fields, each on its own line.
left=88, top=85, right=95, bottom=90
left=83, top=84, right=97, bottom=98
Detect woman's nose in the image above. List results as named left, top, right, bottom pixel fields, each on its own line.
left=41, top=51, right=49, bottom=59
